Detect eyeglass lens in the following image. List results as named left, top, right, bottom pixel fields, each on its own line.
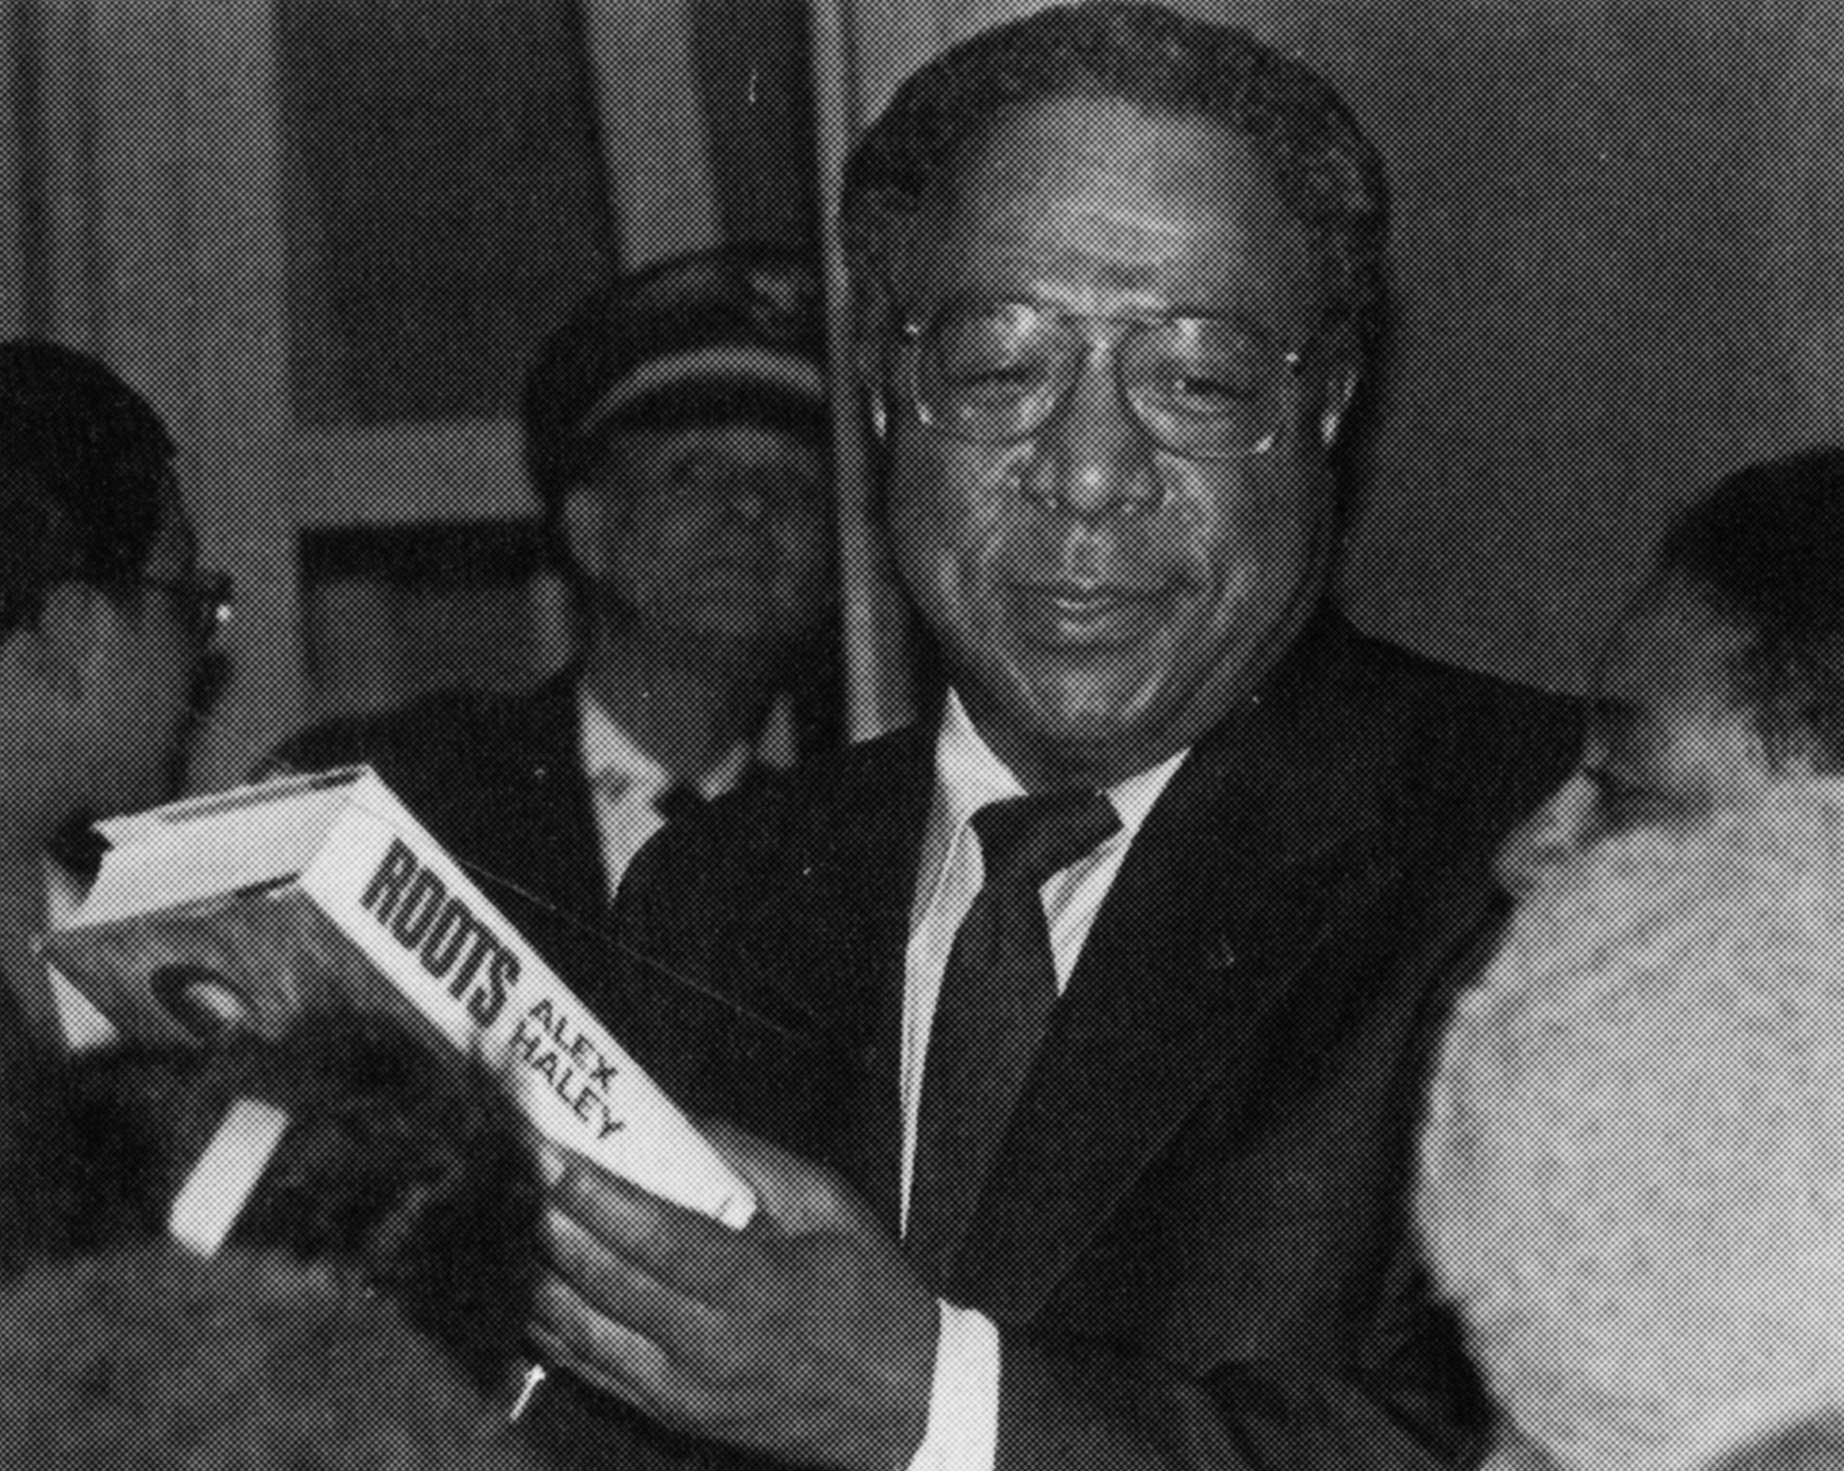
left=148, top=574, right=233, bottom=645
left=918, top=302, right=1292, bottom=458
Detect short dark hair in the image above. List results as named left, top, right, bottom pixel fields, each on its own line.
left=841, top=2, right=1389, bottom=353
left=0, top=339, right=177, bottom=639
left=1657, top=445, right=1844, bottom=770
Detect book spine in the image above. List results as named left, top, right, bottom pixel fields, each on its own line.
left=304, top=795, right=755, bottom=1229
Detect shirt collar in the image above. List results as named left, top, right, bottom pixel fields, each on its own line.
left=933, top=688, right=1186, bottom=842
left=577, top=685, right=768, bottom=801
left=578, top=687, right=671, bottom=797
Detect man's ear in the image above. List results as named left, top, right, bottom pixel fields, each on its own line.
left=557, top=486, right=612, bottom=582
left=14, top=584, right=112, bottom=706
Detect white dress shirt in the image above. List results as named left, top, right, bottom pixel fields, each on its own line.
left=577, top=688, right=795, bottom=900
left=905, top=690, right=1185, bottom=1471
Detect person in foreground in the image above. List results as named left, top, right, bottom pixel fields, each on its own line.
left=0, top=339, right=230, bottom=1063
left=529, top=6, right=1575, bottom=1469
left=1421, top=782, right=1844, bottom=1471
left=1495, top=444, right=1844, bottom=895
left=0, top=1243, right=558, bottom=1470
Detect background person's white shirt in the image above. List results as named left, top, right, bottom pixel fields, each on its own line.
left=44, top=858, right=117, bottom=1053
left=577, top=688, right=795, bottom=900
left=904, top=690, right=1185, bottom=1471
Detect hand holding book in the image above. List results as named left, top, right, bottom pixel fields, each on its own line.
left=41, top=765, right=755, bottom=1229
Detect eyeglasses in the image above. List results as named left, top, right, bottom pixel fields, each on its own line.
left=898, top=299, right=1311, bottom=461
left=141, top=570, right=234, bottom=648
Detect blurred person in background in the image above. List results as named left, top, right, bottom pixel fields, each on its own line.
left=273, top=244, right=836, bottom=999
left=1420, top=780, right=1844, bottom=1471
left=0, top=340, right=230, bottom=1062
left=1496, top=445, right=1844, bottom=895
left=1695, top=1413, right=1844, bottom=1471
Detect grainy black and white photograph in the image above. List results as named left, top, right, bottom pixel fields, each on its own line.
left=1, top=4, right=1840, bottom=1469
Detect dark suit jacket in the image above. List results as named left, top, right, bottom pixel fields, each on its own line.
left=577, top=614, right=1578, bottom=1471
left=270, top=674, right=623, bottom=999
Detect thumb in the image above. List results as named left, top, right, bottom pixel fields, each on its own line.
left=700, top=1118, right=864, bottom=1234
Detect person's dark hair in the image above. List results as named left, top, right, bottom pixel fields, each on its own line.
left=1657, top=445, right=1844, bottom=771
left=0, top=339, right=176, bottom=639
left=841, top=2, right=1390, bottom=357
left=2, top=1015, right=545, bottom=1393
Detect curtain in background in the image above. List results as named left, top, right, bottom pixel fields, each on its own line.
left=1, top=0, right=102, bottom=345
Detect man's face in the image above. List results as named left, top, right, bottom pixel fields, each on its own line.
left=82, top=501, right=216, bottom=816
left=1495, top=575, right=1784, bottom=897
left=877, top=95, right=1348, bottom=787
left=573, top=419, right=832, bottom=650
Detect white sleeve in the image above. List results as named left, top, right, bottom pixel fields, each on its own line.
left=906, top=1300, right=1003, bottom=1471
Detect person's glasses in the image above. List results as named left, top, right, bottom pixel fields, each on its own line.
left=900, top=299, right=1311, bottom=461
left=141, top=570, right=234, bottom=648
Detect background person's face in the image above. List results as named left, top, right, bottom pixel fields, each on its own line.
left=85, top=504, right=214, bottom=816
left=580, top=419, right=832, bottom=649
left=1495, top=576, right=1783, bottom=897
left=880, top=96, right=1344, bottom=787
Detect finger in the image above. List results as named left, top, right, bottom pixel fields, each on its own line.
left=532, top=1272, right=746, bottom=1435
left=550, top=1161, right=757, bottom=1301
left=532, top=1134, right=579, bottom=1189
left=528, top=1290, right=677, bottom=1422
left=542, top=1205, right=740, bottom=1368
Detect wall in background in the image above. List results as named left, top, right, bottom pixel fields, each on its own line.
left=277, top=0, right=616, bottom=426
left=1309, top=0, right=1843, bottom=690
left=6, top=0, right=1844, bottom=784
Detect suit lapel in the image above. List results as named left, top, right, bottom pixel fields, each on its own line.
left=946, top=626, right=1399, bottom=1318
left=845, top=740, right=935, bottom=1230
left=735, top=726, right=937, bottom=1229
left=478, top=673, right=610, bottom=917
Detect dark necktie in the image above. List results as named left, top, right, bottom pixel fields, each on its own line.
left=652, top=784, right=710, bottom=824
left=906, top=790, right=1122, bottom=1284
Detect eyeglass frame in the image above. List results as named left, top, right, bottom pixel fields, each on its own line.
left=138, top=569, right=234, bottom=648
left=888, top=294, right=1333, bottom=463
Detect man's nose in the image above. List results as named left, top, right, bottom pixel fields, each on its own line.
left=1493, top=772, right=1600, bottom=900
left=1021, top=352, right=1159, bottom=518
left=715, top=467, right=777, bottom=524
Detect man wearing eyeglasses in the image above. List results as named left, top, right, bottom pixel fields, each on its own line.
left=0, top=339, right=231, bottom=1062
left=530, top=8, right=1575, bottom=1471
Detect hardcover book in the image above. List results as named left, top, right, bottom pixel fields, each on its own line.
left=41, top=765, right=755, bottom=1229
